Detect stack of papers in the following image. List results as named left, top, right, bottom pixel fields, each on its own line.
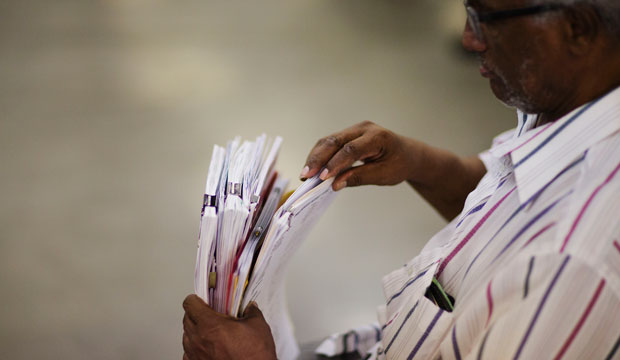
left=194, top=135, right=337, bottom=359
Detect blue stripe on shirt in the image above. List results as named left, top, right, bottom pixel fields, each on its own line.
left=513, top=255, right=571, bottom=360
left=517, top=112, right=527, bottom=137
left=457, top=202, right=487, bottom=228
left=513, top=100, right=598, bottom=169
left=463, top=155, right=583, bottom=280
left=386, top=269, right=429, bottom=306
left=408, top=308, right=444, bottom=360
left=604, top=333, right=620, bottom=360
left=477, top=325, right=493, bottom=360
left=384, top=300, right=420, bottom=354
left=452, top=325, right=462, bottom=360
left=490, top=190, right=572, bottom=263
left=523, top=256, right=535, bottom=298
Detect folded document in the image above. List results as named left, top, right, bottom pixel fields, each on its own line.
left=194, top=135, right=337, bottom=360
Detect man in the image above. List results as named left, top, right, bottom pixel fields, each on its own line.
left=182, top=0, right=620, bottom=358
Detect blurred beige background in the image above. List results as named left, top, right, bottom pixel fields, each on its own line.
left=0, top=0, right=515, bottom=359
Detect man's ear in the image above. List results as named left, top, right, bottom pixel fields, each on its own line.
left=562, top=3, right=602, bottom=56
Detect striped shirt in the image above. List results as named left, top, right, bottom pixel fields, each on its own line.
left=317, top=86, right=620, bottom=360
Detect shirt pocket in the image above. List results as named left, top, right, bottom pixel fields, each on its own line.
left=382, top=279, right=454, bottom=360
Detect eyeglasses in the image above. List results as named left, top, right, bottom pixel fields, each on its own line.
left=465, top=3, right=565, bottom=42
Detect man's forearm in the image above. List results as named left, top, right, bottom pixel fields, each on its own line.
left=404, top=140, right=486, bottom=221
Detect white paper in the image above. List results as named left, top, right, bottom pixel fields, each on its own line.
left=242, top=178, right=337, bottom=359
left=194, top=137, right=338, bottom=360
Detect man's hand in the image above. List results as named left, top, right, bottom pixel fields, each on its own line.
left=182, top=294, right=277, bottom=360
left=300, top=121, right=421, bottom=191
left=300, top=121, right=486, bottom=221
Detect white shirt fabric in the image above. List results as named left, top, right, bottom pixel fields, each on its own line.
left=316, top=86, right=620, bottom=360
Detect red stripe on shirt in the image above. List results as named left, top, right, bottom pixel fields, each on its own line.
left=522, top=222, right=556, bottom=249
left=553, top=279, right=606, bottom=360
left=613, top=240, right=620, bottom=253
left=437, top=187, right=516, bottom=277
left=561, top=161, right=620, bottom=253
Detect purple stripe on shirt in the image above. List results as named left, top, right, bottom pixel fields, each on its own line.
left=452, top=325, right=462, bottom=360
left=477, top=325, right=493, bottom=360
left=491, top=191, right=571, bottom=263
left=517, top=112, right=527, bottom=137
left=342, top=330, right=359, bottom=354
left=553, top=279, right=605, bottom=360
left=386, top=269, right=429, bottom=306
left=614, top=240, right=620, bottom=253
left=437, top=187, right=517, bottom=277
left=513, top=255, right=571, bottom=360
left=498, top=175, right=511, bottom=188
left=407, top=308, right=444, bottom=360
left=384, top=300, right=420, bottom=354
left=523, top=256, right=535, bottom=298
left=561, top=160, right=620, bottom=253
left=523, top=145, right=584, bottom=209
left=457, top=202, right=487, bottom=228
left=604, top=334, right=620, bottom=360
left=513, top=99, right=598, bottom=169
left=462, top=195, right=529, bottom=279
left=342, top=331, right=350, bottom=353
left=463, top=156, right=583, bottom=280
left=510, top=122, right=553, bottom=154
left=374, top=325, right=382, bottom=342
left=486, top=280, right=494, bottom=326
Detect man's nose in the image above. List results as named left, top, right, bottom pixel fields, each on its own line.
left=462, top=21, right=487, bottom=53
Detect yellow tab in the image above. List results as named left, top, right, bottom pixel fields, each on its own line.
left=278, top=189, right=295, bottom=208
left=243, top=279, right=249, bottom=292
left=208, top=272, right=216, bottom=288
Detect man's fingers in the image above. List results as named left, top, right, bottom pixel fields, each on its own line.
left=182, top=333, right=193, bottom=358
left=323, top=134, right=382, bottom=180
left=302, top=134, right=356, bottom=179
left=183, top=313, right=195, bottom=332
left=302, top=124, right=367, bottom=179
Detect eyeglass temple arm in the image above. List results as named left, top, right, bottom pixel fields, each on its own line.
left=478, top=4, right=565, bottom=23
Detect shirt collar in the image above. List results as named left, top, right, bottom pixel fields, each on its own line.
left=491, top=86, right=620, bottom=204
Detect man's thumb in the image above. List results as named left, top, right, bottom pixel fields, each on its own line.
left=338, top=162, right=384, bottom=188
left=242, top=301, right=263, bottom=319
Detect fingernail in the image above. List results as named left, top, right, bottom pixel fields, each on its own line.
left=299, top=166, right=309, bottom=179
left=333, top=181, right=347, bottom=191
left=319, top=168, right=329, bottom=180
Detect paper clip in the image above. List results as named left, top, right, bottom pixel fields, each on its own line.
left=228, top=182, right=242, bottom=197
left=203, top=194, right=217, bottom=208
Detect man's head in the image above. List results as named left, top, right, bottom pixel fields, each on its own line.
left=463, top=0, right=620, bottom=123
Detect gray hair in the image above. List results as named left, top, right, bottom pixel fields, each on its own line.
left=533, top=0, right=620, bottom=38
left=584, top=1, right=620, bottom=37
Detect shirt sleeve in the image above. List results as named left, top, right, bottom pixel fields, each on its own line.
left=446, top=253, right=620, bottom=360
